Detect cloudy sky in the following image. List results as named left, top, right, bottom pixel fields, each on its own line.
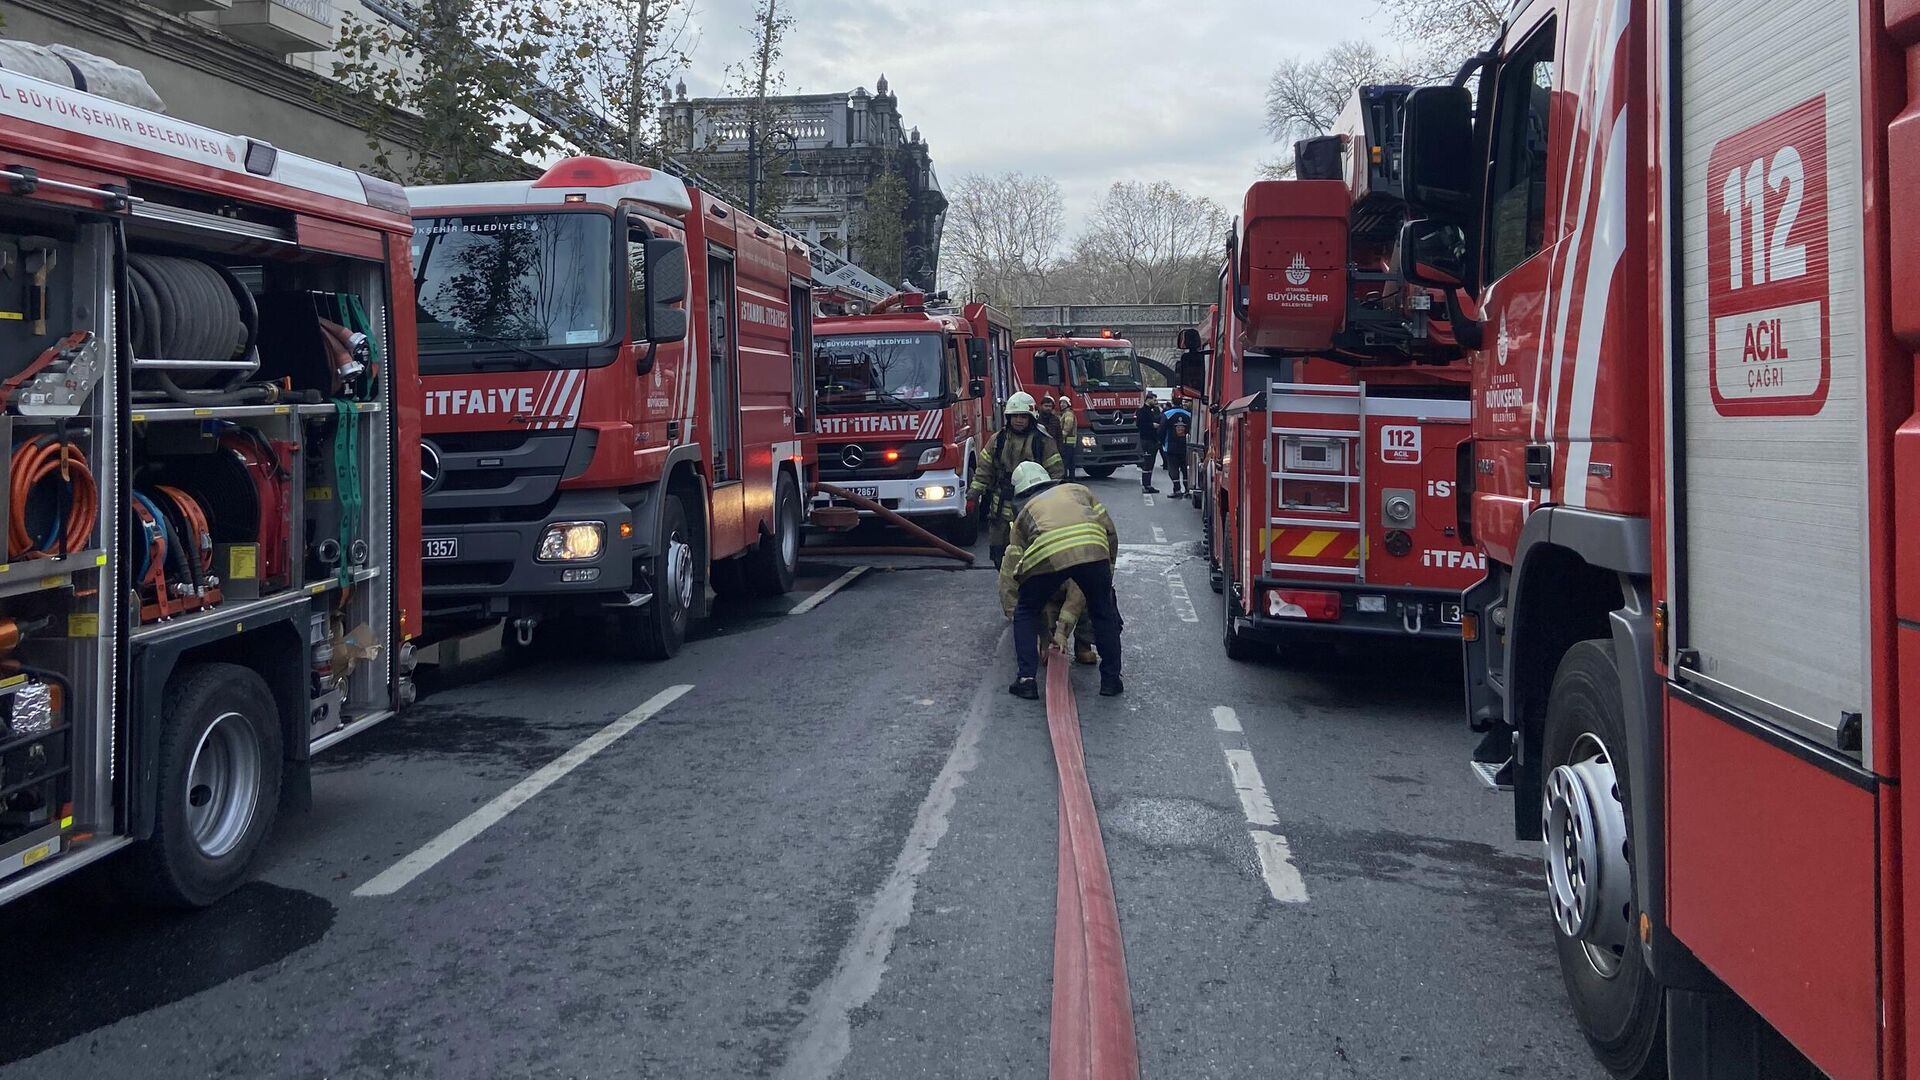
left=674, top=0, right=1396, bottom=233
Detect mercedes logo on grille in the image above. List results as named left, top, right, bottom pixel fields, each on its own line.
left=421, top=439, right=445, bottom=495
left=840, top=444, right=866, bottom=469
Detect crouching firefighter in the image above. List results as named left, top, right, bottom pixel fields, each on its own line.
left=1003, top=461, right=1124, bottom=700
left=967, top=391, right=1064, bottom=567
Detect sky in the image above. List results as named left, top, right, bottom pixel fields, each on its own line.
left=673, top=0, right=1394, bottom=236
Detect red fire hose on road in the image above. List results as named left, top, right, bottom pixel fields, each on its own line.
left=1045, top=649, right=1141, bottom=1080
left=812, top=482, right=975, bottom=565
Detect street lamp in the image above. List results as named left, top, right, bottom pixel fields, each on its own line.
left=747, top=125, right=807, bottom=219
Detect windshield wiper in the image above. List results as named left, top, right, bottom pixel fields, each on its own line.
left=425, top=328, right=556, bottom=369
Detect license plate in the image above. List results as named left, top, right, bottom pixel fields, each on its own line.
left=1104, top=435, right=1133, bottom=445
left=846, top=485, right=880, bottom=500
left=423, top=537, right=459, bottom=560
left=1440, top=602, right=1463, bottom=625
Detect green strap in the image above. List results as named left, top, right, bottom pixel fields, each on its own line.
left=333, top=398, right=361, bottom=587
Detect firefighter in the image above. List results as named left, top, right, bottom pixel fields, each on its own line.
left=1057, top=396, right=1079, bottom=478
left=1135, top=396, right=1164, bottom=492
left=1003, top=461, right=1124, bottom=700
left=967, top=391, right=1064, bottom=567
left=1161, top=401, right=1192, bottom=498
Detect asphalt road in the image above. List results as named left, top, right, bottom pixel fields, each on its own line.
left=0, top=468, right=1607, bottom=1080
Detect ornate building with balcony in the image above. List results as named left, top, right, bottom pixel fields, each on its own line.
left=661, top=75, right=946, bottom=289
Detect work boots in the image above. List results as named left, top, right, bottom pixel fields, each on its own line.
left=1008, top=676, right=1039, bottom=700
left=1074, top=642, right=1099, bottom=665
left=1099, top=675, right=1125, bottom=697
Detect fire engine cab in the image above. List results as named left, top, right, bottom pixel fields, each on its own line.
left=409, top=158, right=814, bottom=659
left=1014, top=332, right=1146, bottom=476
left=1185, top=90, right=1478, bottom=655
left=810, top=291, right=1013, bottom=543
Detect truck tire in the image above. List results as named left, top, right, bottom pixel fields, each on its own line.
left=1221, top=535, right=1260, bottom=661
left=120, top=662, right=283, bottom=908
left=1543, top=640, right=1666, bottom=1080
left=942, top=508, right=981, bottom=547
left=745, top=473, right=801, bottom=596
left=1081, top=465, right=1116, bottom=479
left=614, top=493, right=692, bottom=660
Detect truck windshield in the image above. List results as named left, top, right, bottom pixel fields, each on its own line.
left=1067, top=345, right=1142, bottom=389
left=411, top=213, right=613, bottom=370
left=815, top=333, right=946, bottom=409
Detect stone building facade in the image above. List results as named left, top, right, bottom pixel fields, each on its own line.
left=661, top=75, right=946, bottom=289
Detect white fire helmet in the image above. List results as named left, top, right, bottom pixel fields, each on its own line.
left=1004, top=391, right=1038, bottom=417
left=1012, top=460, right=1053, bottom=495
left=1058, top=396, right=1073, bottom=408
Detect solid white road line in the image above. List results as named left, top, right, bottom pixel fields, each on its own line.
left=772, top=630, right=1006, bottom=1080
left=353, top=684, right=694, bottom=897
left=1212, top=705, right=1242, bottom=733
left=1251, top=832, right=1310, bottom=903
left=788, top=565, right=870, bottom=616
left=1223, top=748, right=1279, bottom=827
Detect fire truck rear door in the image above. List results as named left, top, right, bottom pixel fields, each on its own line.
left=1666, top=1, right=1879, bottom=1073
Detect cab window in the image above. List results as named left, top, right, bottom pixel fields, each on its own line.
left=1483, top=21, right=1557, bottom=283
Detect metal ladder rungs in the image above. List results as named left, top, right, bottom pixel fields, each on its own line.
left=1263, top=561, right=1364, bottom=578
left=1269, top=517, right=1361, bottom=529
left=1271, top=471, right=1359, bottom=483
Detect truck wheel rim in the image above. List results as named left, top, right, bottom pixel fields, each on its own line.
left=186, top=710, right=261, bottom=860
left=1542, top=733, right=1632, bottom=978
left=667, top=533, right=694, bottom=616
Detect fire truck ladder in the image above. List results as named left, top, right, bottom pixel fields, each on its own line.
left=1265, top=380, right=1365, bottom=581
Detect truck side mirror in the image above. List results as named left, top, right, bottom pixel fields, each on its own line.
left=966, top=337, right=988, bottom=378
left=644, top=237, right=689, bottom=344
left=1031, top=349, right=1063, bottom=385
left=1173, top=327, right=1208, bottom=403
left=1398, top=219, right=1468, bottom=290
left=1402, top=86, right=1477, bottom=224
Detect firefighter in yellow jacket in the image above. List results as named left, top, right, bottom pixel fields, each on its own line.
left=1003, top=460, right=1124, bottom=700
left=966, top=392, right=1064, bottom=568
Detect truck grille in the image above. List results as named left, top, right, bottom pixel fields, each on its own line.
left=818, top=440, right=939, bottom=481
left=423, top=431, right=576, bottom=525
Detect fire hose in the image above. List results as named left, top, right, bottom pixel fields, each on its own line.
left=1045, top=650, right=1141, bottom=1080
left=811, top=482, right=975, bottom=565
left=8, top=437, right=98, bottom=559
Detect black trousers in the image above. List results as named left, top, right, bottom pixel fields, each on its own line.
left=1138, top=445, right=1157, bottom=487
left=1163, top=447, right=1188, bottom=488
left=1013, top=560, right=1122, bottom=680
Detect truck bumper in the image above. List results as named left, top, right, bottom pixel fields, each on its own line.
left=423, top=489, right=645, bottom=619
left=811, top=469, right=967, bottom=518
left=1073, top=432, right=1141, bottom=468
left=1239, top=580, right=1464, bottom=644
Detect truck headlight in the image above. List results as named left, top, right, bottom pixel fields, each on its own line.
left=538, top=521, right=605, bottom=561
left=916, top=485, right=950, bottom=501
left=1080, top=435, right=1097, bottom=449
left=918, top=446, right=943, bottom=466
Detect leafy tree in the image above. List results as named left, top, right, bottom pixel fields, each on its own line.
left=854, top=165, right=910, bottom=287
left=548, top=0, right=696, bottom=161
left=331, top=0, right=564, bottom=183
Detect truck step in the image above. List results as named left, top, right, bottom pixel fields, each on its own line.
left=1468, top=759, right=1513, bottom=792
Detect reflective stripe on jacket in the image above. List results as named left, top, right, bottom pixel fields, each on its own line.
left=1008, top=483, right=1117, bottom=581
left=968, top=429, right=1065, bottom=523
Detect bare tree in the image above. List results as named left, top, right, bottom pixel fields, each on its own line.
left=725, top=0, right=796, bottom=218
left=548, top=0, right=697, bottom=160
left=1068, top=181, right=1226, bottom=304
left=1377, top=0, right=1506, bottom=76
left=942, top=172, right=1065, bottom=307
left=1265, top=40, right=1422, bottom=149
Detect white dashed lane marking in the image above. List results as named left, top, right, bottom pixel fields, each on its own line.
left=1208, top=706, right=1309, bottom=904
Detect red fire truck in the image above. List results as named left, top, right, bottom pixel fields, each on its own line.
left=0, top=65, right=420, bottom=906
left=1388, top=0, right=1920, bottom=1073
left=1187, top=165, right=1479, bottom=656
left=810, top=292, right=1013, bottom=543
left=1013, top=332, right=1146, bottom=476
left=408, top=158, right=814, bottom=659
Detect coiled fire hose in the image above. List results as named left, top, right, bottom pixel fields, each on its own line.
left=9, top=437, right=98, bottom=560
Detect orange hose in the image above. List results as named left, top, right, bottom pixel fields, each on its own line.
left=8, top=439, right=98, bottom=560
left=152, top=485, right=213, bottom=575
